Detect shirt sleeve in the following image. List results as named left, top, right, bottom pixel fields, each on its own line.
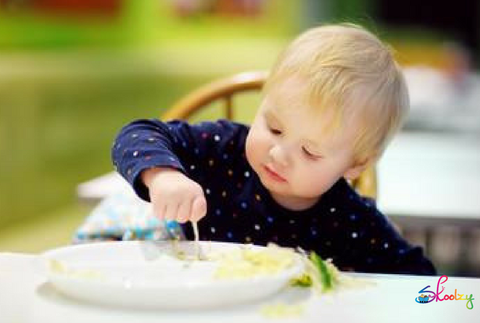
left=111, top=118, right=248, bottom=201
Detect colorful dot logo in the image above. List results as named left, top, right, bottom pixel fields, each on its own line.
left=416, top=294, right=430, bottom=304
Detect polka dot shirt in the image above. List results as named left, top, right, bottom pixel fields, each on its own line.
left=112, top=119, right=436, bottom=275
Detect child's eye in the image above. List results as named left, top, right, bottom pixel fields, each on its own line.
left=269, top=127, right=282, bottom=135
left=302, top=147, right=321, bottom=159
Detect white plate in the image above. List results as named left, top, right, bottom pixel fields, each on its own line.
left=41, top=241, right=303, bottom=310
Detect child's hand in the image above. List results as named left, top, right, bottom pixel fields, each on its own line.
left=142, top=167, right=207, bottom=223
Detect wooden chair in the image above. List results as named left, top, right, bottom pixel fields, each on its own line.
left=161, top=71, right=377, bottom=199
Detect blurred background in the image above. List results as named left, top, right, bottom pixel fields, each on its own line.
left=0, top=0, right=479, bottom=276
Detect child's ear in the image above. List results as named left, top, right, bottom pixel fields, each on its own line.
left=343, top=156, right=375, bottom=180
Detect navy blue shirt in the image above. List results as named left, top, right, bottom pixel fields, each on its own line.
left=112, top=119, right=436, bottom=275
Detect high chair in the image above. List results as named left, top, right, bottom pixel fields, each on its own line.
left=161, top=71, right=377, bottom=200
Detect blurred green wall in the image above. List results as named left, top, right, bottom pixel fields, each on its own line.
left=0, top=0, right=300, bottom=227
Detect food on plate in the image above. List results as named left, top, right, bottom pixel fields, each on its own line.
left=195, top=242, right=344, bottom=294
left=47, top=241, right=355, bottom=296
left=212, top=243, right=300, bottom=279
left=48, top=259, right=104, bottom=280
left=292, top=250, right=340, bottom=293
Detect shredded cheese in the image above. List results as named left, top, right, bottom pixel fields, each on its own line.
left=213, top=244, right=298, bottom=279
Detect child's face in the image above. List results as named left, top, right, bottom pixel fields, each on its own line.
left=245, top=77, right=365, bottom=210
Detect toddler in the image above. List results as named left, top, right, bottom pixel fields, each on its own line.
left=112, top=24, right=436, bottom=275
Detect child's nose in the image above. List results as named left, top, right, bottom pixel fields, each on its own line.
left=268, top=144, right=289, bottom=167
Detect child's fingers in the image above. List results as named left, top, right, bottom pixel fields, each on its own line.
left=190, top=196, right=207, bottom=222
left=163, top=202, right=178, bottom=221
left=176, top=200, right=192, bottom=224
left=152, top=200, right=166, bottom=220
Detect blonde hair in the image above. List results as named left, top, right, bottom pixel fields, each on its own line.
left=265, top=23, right=409, bottom=163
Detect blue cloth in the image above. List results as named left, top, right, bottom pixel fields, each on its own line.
left=74, top=190, right=184, bottom=243
left=112, top=119, right=436, bottom=275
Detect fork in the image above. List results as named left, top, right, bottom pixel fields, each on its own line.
left=165, top=220, right=206, bottom=260
left=191, top=221, right=207, bottom=260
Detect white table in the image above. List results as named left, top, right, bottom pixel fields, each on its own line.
left=1, top=252, right=479, bottom=323
left=377, top=131, right=480, bottom=228
left=77, top=131, right=480, bottom=228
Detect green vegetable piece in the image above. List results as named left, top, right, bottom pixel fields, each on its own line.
left=310, top=251, right=333, bottom=292
left=291, top=273, right=312, bottom=287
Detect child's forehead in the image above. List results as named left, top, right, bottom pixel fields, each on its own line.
left=263, top=78, right=338, bottom=126
left=265, top=76, right=309, bottom=103
left=265, top=74, right=346, bottom=119
left=267, top=74, right=369, bottom=120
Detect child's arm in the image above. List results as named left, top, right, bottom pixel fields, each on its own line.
left=111, top=118, right=248, bottom=223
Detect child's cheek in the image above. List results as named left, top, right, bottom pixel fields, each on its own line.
left=246, top=131, right=266, bottom=167
left=245, top=133, right=256, bottom=165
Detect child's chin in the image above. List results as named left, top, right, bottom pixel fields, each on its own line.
left=260, top=178, right=289, bottom=195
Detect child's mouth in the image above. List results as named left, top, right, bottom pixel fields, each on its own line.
left=263, top=165, right=287, bottom=182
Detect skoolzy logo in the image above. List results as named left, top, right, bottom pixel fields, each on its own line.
left=415, top=275, right=474, bottom=310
